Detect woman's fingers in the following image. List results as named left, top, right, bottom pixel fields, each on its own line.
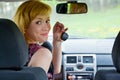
left=53, top=22, right=67, bottom=33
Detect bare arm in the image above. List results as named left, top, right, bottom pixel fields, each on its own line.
left=52, top=41, right=62, bottom=74
left=52, top=22, right=68, bottom=74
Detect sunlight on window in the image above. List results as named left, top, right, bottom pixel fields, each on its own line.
left=0, top=0, right=120, bottom=39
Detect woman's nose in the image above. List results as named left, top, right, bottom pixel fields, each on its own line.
left=42, top=23, right=50, bottom=31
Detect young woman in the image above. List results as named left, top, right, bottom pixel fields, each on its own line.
left=13, top=0, right=68, bottom=79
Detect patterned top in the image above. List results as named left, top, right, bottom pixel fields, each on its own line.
left=28, top=43, right=43, bottom=61
left=28, top=43, right=53, bottom=79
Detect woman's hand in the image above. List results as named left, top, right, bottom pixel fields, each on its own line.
left=52, top=22, right=68, bottom=74
left=53, top=22, right=68, bottom=42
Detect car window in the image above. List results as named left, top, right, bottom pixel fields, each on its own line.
left=0, top=0, right=120, bottom=39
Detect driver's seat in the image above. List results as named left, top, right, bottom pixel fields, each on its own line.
left=0, top=18, right=47, bottom=80
left=94, top=31, right=120, bottom=80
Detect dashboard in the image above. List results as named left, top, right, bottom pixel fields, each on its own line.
left=48, top=36, right=116, bottom=79
left=62, top=39, right=114, bottom=66
left=60, top=38, right=115, bottom=80
left=63, top=54, right=96, bottom=80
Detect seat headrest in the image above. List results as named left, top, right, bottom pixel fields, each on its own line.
left=112, top=31, right=120, bottom=72
left=0, top=19, right=28, bottom=69
left=42, top=41, right=52, bottom=52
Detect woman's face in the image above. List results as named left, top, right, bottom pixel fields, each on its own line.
left=25, top=15, right=51, bottom=43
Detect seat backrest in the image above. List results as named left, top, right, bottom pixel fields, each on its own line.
left=0, top=19, right=28, bottom=69
left=112, top=31, right=120, bottom=72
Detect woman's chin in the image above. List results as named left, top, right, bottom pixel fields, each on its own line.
left=41, top=39, right=48, bottom=42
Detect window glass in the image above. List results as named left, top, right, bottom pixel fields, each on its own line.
left=0, top=2, right=22, bottom=19
left=0, top=0, right=120, bottom=39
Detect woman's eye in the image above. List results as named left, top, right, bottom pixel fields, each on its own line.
left=46, top=20, right=50, bottom=23
left=36, top=21, right=41, bottom=24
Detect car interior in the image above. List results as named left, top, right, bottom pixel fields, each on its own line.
left=0, top=18, right=47, bottom=80
left=95, top=31, right=120, bottom=80
left=0, top=0, right=120, bottom=80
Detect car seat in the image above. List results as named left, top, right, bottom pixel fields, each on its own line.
left=0, top=18, right=47, bottom=80
left=94, top=31, right=120, bottom=80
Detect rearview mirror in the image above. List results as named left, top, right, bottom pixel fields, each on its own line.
left=56, top=2, right=87, bottom=14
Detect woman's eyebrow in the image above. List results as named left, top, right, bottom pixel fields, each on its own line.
left=36, top=18, right=42, bottom=20
left=35, top=17, right=50, bottom=20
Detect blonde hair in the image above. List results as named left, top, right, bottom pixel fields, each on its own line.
left=13, top=0, right=51, bottom=43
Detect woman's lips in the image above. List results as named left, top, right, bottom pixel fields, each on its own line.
left=40, top=33, right=48, bottom=36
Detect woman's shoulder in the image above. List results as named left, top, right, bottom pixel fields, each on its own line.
left=29, top=43, right=51, bottom=54
left=28, top=43, right=43, bottom=54
left=37, top=46, right=51, bottom=54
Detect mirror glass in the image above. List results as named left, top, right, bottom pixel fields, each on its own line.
left=56, top=2, right=87, bottom=14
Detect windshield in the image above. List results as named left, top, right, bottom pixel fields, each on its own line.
left=0, top=0, right=120, bottom=39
